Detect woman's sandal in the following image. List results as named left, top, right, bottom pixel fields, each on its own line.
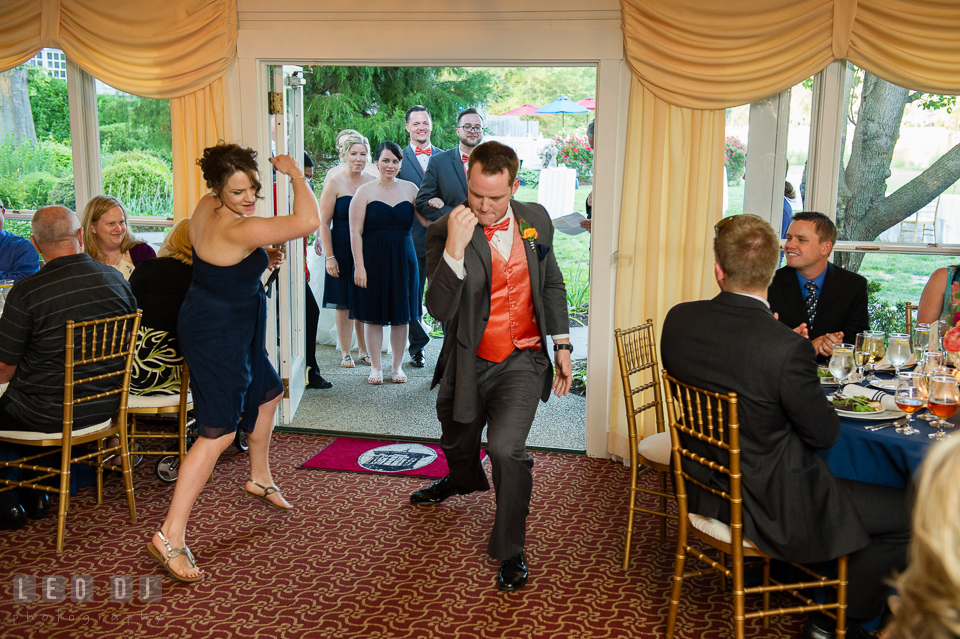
left=242, top=479, right=292, bottom=510
left=368, top=368, right=383, bottom=385
left=340, top=354, right=355, bottom=368
left=392, top=370, right=407, bottom=384
left=357, top=354, right=372, bottom=366
left=145, top=528, right=204, bottom=583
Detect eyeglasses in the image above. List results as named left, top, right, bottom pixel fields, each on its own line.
left=714, top=213, right=765, bottom=238
left=458, top=125, right=482, bottom=133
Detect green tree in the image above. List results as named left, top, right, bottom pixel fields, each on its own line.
left=27, top=68, right=70, bottom=143
left=98, top=93, right=172, bottom=163
left=302, top=66, right=496, bottom=171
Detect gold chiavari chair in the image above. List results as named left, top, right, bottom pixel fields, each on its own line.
left=905, top=302, right=918, bottom=336
left=615, top=321, right=676, bottom=569
left=662, top=371, right=849, bottom=639
left=127, top=362, right=194, bottom=482
left=0, top=311, right=141, bottom=552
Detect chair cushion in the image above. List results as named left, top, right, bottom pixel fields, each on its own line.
left=127, top=391, right=192, bottom=409
left=688, top=512, right=758, bottom=549
left=637, top=431, right=671, bottom=466
left=0, top=418, right=114, bottom=442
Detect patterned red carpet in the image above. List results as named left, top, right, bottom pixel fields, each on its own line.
left=0, top=432, right=804, bottom=638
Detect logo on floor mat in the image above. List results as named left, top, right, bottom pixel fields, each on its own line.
left=357, top=443, right=438, bottom=473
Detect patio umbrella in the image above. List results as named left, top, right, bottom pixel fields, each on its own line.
left=577, top=97, right=596, bottom=110
left=501, top=104, right=541, bottom=116
left=535, top=96, right=589, bottom=130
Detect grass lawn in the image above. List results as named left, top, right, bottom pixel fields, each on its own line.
left=514, top=184, right=591, bottom=281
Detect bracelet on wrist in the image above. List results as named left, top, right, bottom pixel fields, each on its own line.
left=291, top=175, right=306, bottom=181
left=553, top=343, right=573, bottom=354
left=325, top=256, right=336, bottom=261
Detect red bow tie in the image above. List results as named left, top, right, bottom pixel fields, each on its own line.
left=461, top=153, right=469, bottom=164
left=415, top=147, right=431, bottom=156
left=483, top=218, right=510, bottom=240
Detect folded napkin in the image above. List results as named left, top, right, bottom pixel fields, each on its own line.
left=840, top=384, right=899, bottom=411
left=873, top=355, right=917, bottom=372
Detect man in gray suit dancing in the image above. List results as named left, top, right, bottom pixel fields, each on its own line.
left=410, top=141, right=573, bottom=592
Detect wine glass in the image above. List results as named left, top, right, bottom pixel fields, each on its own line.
left=886, top=333, right=911, bottom=378
left=894, top=372, right=924, bottom=436
left=912, top=323, right=930, bottom=363
left=854, top=332, right=871, bottom=384
left=828, top=344, right=855, bottom=398
left=927, top=375, right=959, bottom=440
left=917, top=351, right=944, bottom=421
left=865, top=331, right=886, bottom=381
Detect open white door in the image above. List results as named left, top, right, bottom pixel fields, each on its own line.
left=265, top=65, right=308, bottom=424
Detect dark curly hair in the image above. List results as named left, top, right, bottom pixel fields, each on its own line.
left=196, top=142, right=263, bottom=201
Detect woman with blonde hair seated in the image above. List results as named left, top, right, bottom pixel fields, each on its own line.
left=884, top=435, right=960, bottom=639
left=128, top=218, right=194, bottom=395
left=81, top=195, right=156, bottom=280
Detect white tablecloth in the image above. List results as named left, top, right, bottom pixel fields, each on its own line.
left=537, top=167, right=577, bottom=219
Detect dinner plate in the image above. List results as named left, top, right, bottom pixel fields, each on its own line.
left=835, top=407, right=905, bottom=420
left=820, top=377, right=839, bottom=386
left=869, top=379, right=898, bottom=391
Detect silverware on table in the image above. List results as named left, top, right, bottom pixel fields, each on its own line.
left=864, top=418, right=908, bottom=432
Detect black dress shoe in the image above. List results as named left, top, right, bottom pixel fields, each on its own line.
left=0, top=504, right=27, bottom=531
left=411, top=352, right=425, bottom=368
left=496, top=550, right=528, bottom=592
left=307, top=372, right=333, bottom=389
left=410, top=475, right=474, bottom=505
left=803, top=613, right=871, bottom=639
left=22, top=491, right=50, bottom=520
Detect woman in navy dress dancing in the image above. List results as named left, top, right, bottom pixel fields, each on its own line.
left=147, top=143, right=319, bottom=583
left=350, top=141, right=420, bottom=385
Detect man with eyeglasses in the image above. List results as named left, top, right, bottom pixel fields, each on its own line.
left=415, top=108, right=484, bottom=222
left=661, top=214, right=909, bottom=639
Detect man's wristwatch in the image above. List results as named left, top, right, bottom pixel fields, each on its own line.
left=553, top=343, right=573, bottom=354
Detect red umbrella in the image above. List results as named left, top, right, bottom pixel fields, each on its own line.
left=501, top=104, right=541, bottom=116
left=577, top=97, right=596, bottom=110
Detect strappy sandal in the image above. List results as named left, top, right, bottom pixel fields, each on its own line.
left=145, top=528, right=204, bottom=583
left=357, top=354, right=372, bottom=366
left=242, top=479, right=292, bottom=510
left=392, top=370, right=407, bottom=384
left=368, top=368, right=383, bottom=385
left=340, top=354, right=355, bottom=368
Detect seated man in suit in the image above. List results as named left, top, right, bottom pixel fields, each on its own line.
left=0, top=207, right=40, bottom=281
left=661, top=214, right=909, bottom=639
left=768, top=211, right=869, bottom=359
left=0, top=206, right=136, bottom=530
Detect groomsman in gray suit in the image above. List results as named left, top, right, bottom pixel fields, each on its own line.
left=398, top=105, right=443, bottom=368
left=415, top=108, right=484, bottom=220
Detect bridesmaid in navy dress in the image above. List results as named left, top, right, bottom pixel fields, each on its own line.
left=146, top=144, right=319, bottom=583
left=315, top=133, right=374, bottom=368
left=350, top=141, right=420, bottom=385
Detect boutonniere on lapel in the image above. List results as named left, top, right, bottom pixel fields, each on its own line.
left=518, top=219, right=538, bottom=251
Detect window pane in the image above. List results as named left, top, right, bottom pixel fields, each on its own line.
left=724, top=104, right=748, bottom=217
left=0, top=48, right=75, bottom=228
left=836, top=63, right=960, bottom=253
left=96, top=81, right=172, bottom=247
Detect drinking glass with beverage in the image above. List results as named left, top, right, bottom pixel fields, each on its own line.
left=886, top=333, right=911, bottom=378
left=927, top=375, right=959, bottom=440
left=854, top=332, right=871, bottom=384
left=894, top=372, right=924, bottom=435
left=828, top=344, right=855, bottom=398
left=913, top=323, right=930, bottom=363
left=865, top=331, right=886, bottom=381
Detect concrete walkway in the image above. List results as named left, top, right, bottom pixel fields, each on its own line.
left=288, top=335, right=587, bottom=451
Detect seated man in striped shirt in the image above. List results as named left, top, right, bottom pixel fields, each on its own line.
left=0, top=205, right=136, bottom=531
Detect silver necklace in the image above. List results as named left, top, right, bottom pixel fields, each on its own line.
left=378, top=180, right=398, bottom=189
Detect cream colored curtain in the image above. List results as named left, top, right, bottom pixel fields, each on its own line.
left=0, top=0, right=237, bottom=221
left=609, top=78, right=723, bottom=455
left=613, top=0, right=960, bottom=453
left=171, top=77, right=232, bottom=221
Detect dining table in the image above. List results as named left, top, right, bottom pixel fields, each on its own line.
left=819, top=373, right=951, bottom=489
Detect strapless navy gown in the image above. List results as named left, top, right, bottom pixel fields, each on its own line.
left=321, top=195, right=354, bottom=310
left=350, top=200, right=419, bottom=326
left=178, top=248, right=283, bottom=439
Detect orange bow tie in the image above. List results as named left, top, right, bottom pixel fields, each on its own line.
left=483, top=218, right=510, bottom=240
left=415, top=147, right=431, bottom=156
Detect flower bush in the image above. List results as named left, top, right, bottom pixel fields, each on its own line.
left=554, top=135, right=593, bottom=182
left=725, top=135, right=747, bottom=184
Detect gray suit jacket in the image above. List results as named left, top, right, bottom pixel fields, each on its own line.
left=425, top=200, right=568, bottom=423
left=660, top=292, right=870, bottom=564
left=399, top=144, right=443, bottom=261
left=416, top=147, right=468, bottom=222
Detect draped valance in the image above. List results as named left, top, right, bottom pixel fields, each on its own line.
left=0, top=0, right=236, bottom=99
left=620, top=0, right=960, bottom=109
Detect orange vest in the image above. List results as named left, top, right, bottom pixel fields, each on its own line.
left=476, top=225, right=542, bottom=363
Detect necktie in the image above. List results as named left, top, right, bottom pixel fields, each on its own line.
left=483, top=218, right=510, bottom=240
left=462, top=153, right=469, bottom=177
left=804, top=281, right=819, bottom=327
left=415, top=147, right=431, bottom=156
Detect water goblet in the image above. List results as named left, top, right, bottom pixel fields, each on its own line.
left=927, top=375, right=959, bottom=440
left=894, top=372, right=924, bottom=436
left=864, top=331, right=886, bottom=381
left=828, top=344, right=855, bottom=398
left=886, top=333, right=911, bottom=378
left=913, top=323, right=930, bottom=363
